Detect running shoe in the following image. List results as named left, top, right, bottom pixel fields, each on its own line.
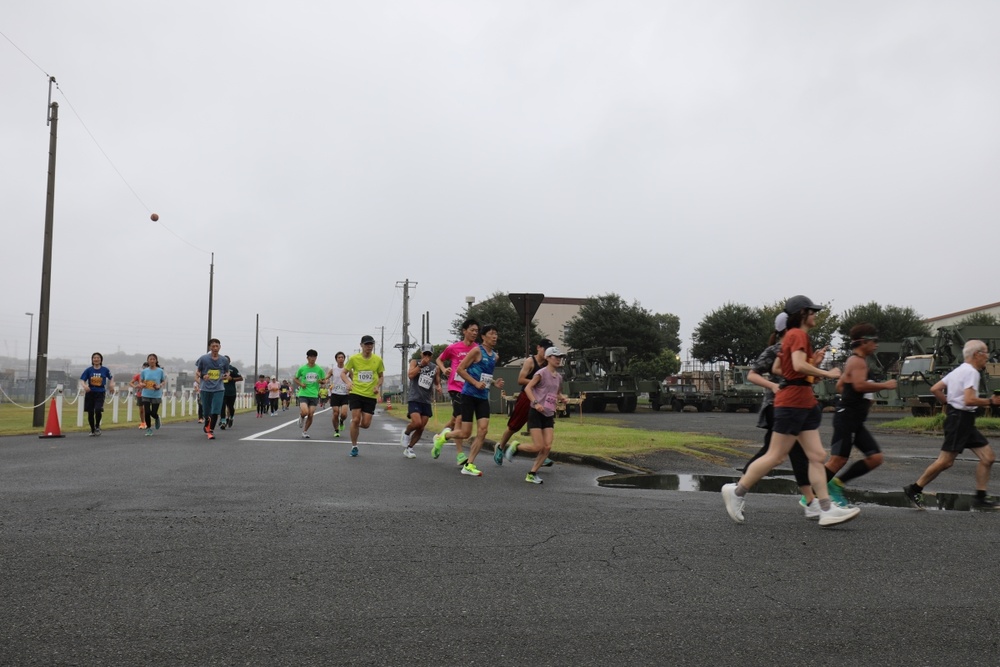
left=206, top=431, right=215, bottom=440
left=721, top=483, right=745, bottom=524
left=525, top=472, right=543, bottom=484
left=95, top=428, right=101, bottom=436
left=204, top=423, right=211, bottom=435
left=902, top=484, right=926, bottom=510
left=334, top=431, right=340, bottom=438
left=350, top=446, right=359, bottom=457
left=800, top=497, right=820, bottom=520
left=818, top=504, right=860, bottom=527
left=401, top=429, right=410, bottom=448
left=155, top=416, right=161, bottom=430
left=298, top=415, right=304, bottom=428
left=198, top=418, right=204, bottom=424
left=432, top=428, right=450, bottom=459
left=139, top=423, right=147, bottom=430
left=403, top=447, right=416, bottom=459
left=456, top=452, right=468, bottom=467
left=972, top=496, right=999, bottom=511
left=301, top=432, right=311, bottom=439
left=89, top=431, right=97, bottom=437
left=828, top=478, right=849, bottom=508
left=541, top=458, right=554, bottom=467
left=493, top=443, right=505, bottom=466
left=220, top=422, right=227, bottom=430
left=461, top=463, right=482, bottom=477
left=145, top=428, right=152, bottom=437
left=504, top=441, right=518, bottom=463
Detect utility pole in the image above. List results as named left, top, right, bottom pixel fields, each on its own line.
left=275, top=336, right=279, bottom=380
left=254, top=314, right=259, bottom=381
left=395, top=279, right=417, bottom=401
left=375, top=326, right=385, bottom=358
left=32, top=80, right=59, bottom=427
left=207, top=252, right=215, bottom=347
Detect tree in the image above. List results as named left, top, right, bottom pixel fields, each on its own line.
left=628, top=348, right=681, bottom=381
left=652, top=312, right=681, bottom=354
left=691, top=303, right=768, bottom=366
left=956, top=312, right=1000, bottom=327
left=837, top=302, right=931, bottom=343
left=563, top=293, right=671, bottom=364
left=760, top=299, right=840, bottom=349
left=450, top=292, right=544, bottom=365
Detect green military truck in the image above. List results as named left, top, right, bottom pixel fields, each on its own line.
left=562, top=347, right=641, bottom=413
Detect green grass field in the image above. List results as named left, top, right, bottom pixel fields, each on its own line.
left=879, top=413, right=1000, bottom=432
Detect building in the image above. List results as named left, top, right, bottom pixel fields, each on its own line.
left=924, top=301, right=1000, bottom=329
left=533, top=296, right=588, bottom=350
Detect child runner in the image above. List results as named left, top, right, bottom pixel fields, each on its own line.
left=280, top=380, right=291, bottom=411
left=140, top=354, right=166, bottom=436
left=79, top=352, right=114, bottom=436
left=506, top=346, right=566, bottom=484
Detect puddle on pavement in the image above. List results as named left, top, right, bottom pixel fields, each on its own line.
left=596, top=472, right=988, bottom=512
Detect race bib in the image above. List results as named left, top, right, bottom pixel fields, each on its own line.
left=144, top=380, right=155, bottom=389
left=89, top=375, right=103, bottom=387
left=207, top=369, right=220, bottom=380
left=306, top=372, right=318, bottom=383
left=358, top=371, right=374, bottom=383
left=481, top=373, right=493, bottom=389
left=418, top=373, right=433, bottom=389
left=543, top=395, right=557, bottom=411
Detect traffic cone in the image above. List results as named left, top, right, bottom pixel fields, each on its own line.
left=39, top=397, right=66, bottom=439
left=386, top=397, right=392, bottom=411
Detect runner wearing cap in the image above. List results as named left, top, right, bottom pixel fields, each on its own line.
left=294, top=349, right=326, bottom=439
left=433, top=324, right=505, bottom=477
left=401, top=344, right=442, bottom=458
left=433, top=319, right=479, bottom=465
left=267, top=376, right=281, bottom=416
left=722, top=295, right=859, bottom=527
left=824, top=323, right=897, bottom=507
left=328, top=351, right=349, bottom=437
left=505, top=346, right=567, bottom=484
left=493, top=337, right=553, bottom=466
left=342, top=335, right=385, bottom=457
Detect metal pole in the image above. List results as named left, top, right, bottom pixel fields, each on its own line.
left=254, top=313, right=259, bottom=381
left=275, top=336, right=279, bottom=381
left=25, top=312, right=33, bottom=380
left=207, top=252, right=214, bottom=347
left=32, top=97, right=58, bottom=427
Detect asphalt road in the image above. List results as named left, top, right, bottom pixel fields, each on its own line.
left=3, top=407, right=1000, bottom=666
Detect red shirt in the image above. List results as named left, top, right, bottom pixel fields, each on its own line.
left=774, top=328, right=816, bottom=409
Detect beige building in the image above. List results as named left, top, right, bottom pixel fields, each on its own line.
left=533, top=296, right=588, bottom=350
left=924, top=301, right=1000, bottom=329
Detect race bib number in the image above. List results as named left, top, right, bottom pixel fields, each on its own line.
left=89, top=375, right=103, bottom=387
left=144, top=380, right=156, bottom=389
left=481, top=373, right=493, bottom=389
left=358, top=371, right=374, bottom=383
left=543, top=395, right=557, bottom=411
left=306, top=372, right=318, bottom=383
left=207, top=369, right=220, bottom=380
left=418, top=373, right=433, bottom=389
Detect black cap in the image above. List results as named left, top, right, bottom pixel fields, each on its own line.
left=361, top=335, right=376, bottom=345
left=538, top=338, right=554, bottom=349
left=784, top=295, right=823, bottom=315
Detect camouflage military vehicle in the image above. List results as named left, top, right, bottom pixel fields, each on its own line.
left=711, top=366, right=765, bottom=413
left=562, top=346, right=641, bottom=413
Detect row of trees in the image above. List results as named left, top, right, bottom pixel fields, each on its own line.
left=450, top=292, right=998, bottom=379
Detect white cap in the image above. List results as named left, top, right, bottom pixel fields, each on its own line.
left=774, top=312, right=788, bottom=332
left=545, top=346, right=565, bottom=358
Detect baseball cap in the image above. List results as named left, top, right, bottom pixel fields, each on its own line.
left=784, top=295, right=823, bottom=315
left=774, top=312, right=788, bottom=333
left=421, top=344, right=434, bottom=354
left=538, top=338, right=554, bottom=349
left=545, top=346, right=565, bottom=358
left=360, top=335, right=376, bottom=345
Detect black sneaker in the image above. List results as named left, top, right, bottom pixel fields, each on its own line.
left=903, top=484, right=925, bottom=510
left=972, top=496, right=999, bottom=511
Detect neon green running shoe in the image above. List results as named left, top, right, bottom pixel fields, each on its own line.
left=431, top=427, right=450, bottom=459
left=461, top=462, right=482, bottom=477
left=456, top=452, right=468, bottom=467
left=828, top=478, right=849, bottom=508
left=525, top=472, right=543, bottom=484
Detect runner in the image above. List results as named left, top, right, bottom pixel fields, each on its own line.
left=254, top=375, right=269, bottom=418
left=268, top=376, right=281, bottom=416
left=294, top=350, right=326, bottom=439
left=824, top=324, right=897, bottom=506
left=506, top=346, right=566, bottom=484
left=194, top=339, right=230, bottom=440
left=493, top=337, right=553, bottom=466
left=328, top=351, right=349, bottom=438
left=743, top=312, right=819, bottom=518
left=79, top=352, right=115, bottom=436
left=139, top=354, right=166, bottom=437
left=432, top=318, right=479, bottom=465
left=432, top=324, right=505, bottom=477
left=130, top=362, right=149, bottom=429
left=342, top=335, right=385, bottom=457
left=721, top=295, right=858, bottom=527
left=279, top=380, right=291, bottom=411
left=401, top=344, right=442, bottom=458
left=220, top=356, right=243, bottom=430
left=904, top=339, right=999, bottom=510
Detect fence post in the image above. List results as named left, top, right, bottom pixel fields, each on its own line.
left=111, top=390, right=120, bottom=424
left=77, top=389, right=85, bottom=427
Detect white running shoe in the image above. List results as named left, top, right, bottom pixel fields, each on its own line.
left=804, top=499, right=821, bottom=520
left=301, top=431, right=311, bottom=439
left=401, top=430, right=410, bottom=447
left=403, top=447, right=416, bottom=459
left=721, top=483, right=745, bottom=524
left=819, top=504, right=860, bottom=527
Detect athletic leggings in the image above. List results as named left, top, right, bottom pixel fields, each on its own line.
left=256, top=394, right=268, bottom=415
left=224, top=395, right=237, bottom=420
left=142, top=399, right=161, bottom=423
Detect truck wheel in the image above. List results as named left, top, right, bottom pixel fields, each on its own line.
left=651, top=398, right=661, bottom=411
left=618, top=396, right=637, bottom=413
left=593, top=400, right=607, bottom=413
left=700, top=400, right=714, bottom=413
left=672, top=399, right=685, bottom=413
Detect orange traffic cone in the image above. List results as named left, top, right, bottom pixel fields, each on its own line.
left=39, top=397, right=66, bottom=439
left=386, top=397, right=392, bottom=410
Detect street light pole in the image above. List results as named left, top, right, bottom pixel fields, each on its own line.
left=25, top=312, right=33, bottom=381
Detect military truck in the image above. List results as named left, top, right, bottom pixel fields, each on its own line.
left=895, top=325, right=1000, bottom=416
left=562, top=347, right=641, bottom=413
left=711, top=366, right=765, bottom=413
left=658, top=381, right=714, bottom=412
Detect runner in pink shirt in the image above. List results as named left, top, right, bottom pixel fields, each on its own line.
left=432, top=318, right=479, bottom=466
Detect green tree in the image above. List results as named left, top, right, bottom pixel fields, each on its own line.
left=450, top=292, right=544, bottom=365
left=564, top=293, right=669, bottom=364
left=956, top=312, right=1000, bottom=327
left=652, top=312, right=681, bottom=353
left=692, top=303, right=768, bottom=366
left=837, top=302, right=931, bottom=343
left=628, top=348, right=681, bottom=381
left=760, top=299, right=840, bottom=350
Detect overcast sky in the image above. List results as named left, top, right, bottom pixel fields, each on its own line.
left=3, top=1, right=999, bottom=372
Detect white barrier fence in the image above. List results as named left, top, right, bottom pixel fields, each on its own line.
left=72, top=388, right=255, bottom=427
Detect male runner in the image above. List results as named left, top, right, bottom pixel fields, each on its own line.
left=433, top=319, right=479, bottom=464
left=195, top=339, right=230, bottom=440
left=342, top=335, right=384, bottom=457
left=294, top=350, right=326, bottom=439
left=402, top=344, right=442, bottom=458
left=220, top=356, right=243, bottom=430
left=328, top=351, right=350, bottom=437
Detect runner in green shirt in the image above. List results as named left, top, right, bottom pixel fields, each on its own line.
left=295, top=349, right=326, bottom=439
left=342, top=335, right=385, bottom=457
